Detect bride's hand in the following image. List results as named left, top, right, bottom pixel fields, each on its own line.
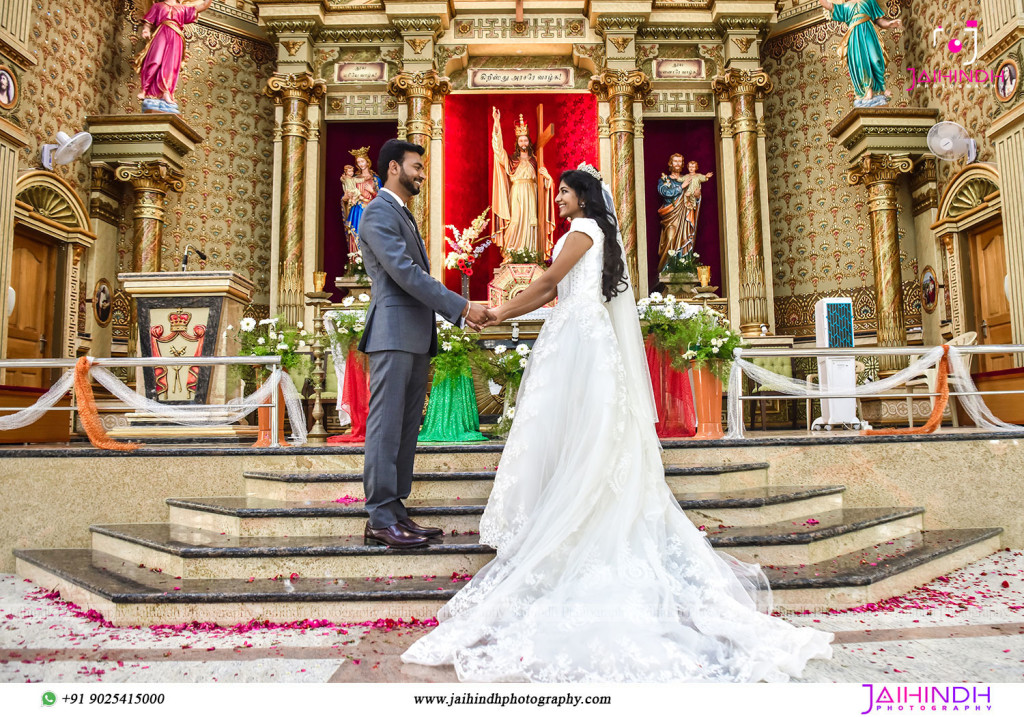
left=481, top=307, right=503, bottom=328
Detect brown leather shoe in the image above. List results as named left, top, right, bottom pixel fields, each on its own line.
left=398, top=517, right=444, bottom=538
left=364, top=521, right=430, bottom=548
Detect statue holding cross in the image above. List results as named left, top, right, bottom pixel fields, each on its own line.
left=490, top=105, right=556, bottom=262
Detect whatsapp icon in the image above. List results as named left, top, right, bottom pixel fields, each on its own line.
left=42, top=691, right=57, bottom=706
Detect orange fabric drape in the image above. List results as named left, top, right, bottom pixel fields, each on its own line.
left=864, top=345, right=950, bottom=436
left=73, top=357, right=140, bottom=451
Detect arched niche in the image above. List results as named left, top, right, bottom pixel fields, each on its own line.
left=12, top=170, right=96, bottom=359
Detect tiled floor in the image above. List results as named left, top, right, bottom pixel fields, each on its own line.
left=3, top=549, right=1024, bottom=683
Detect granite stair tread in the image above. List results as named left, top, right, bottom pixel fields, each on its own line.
left=13, top=549, right=461, bottom=603
left=15, top=526, right=1003, bottom=603
left=97, top=504, right=911, bottom=557
left=764, top=528, right=1003, bottom=589
left=241, top=462, right=770, bottom=483
left=168, top=484, right=845, bottom=518
left=704, top=506, right=925, bottom=546
left=90, top=523, right=493, bottom=557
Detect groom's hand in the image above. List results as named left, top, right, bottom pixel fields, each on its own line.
left=464, top=302, right=492, bottom=331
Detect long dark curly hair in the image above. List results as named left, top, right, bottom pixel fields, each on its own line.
left=558, top=169, right=628, bottom=302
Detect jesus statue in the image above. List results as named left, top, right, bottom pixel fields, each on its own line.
left=490, top=107, right=555, bottom=262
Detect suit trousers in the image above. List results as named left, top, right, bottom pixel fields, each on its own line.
left=363, top=349, right=430, bottom=529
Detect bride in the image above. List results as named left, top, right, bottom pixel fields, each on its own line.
left=401, top=163, right=834, bottom=682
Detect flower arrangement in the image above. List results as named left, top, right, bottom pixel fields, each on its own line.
left=323, top=308, right=366, bottom=352
left=444, top=207, right=492, bottom=277
left=432, top=321, right=483, bottom=381
left=661, top=248, right=701, bottom=276
left=638, top=293, right=744, bottom=382
left=344, top=250, right=368, bottom=279
left=474, top=342, right=532, bottom=436
left=231, top=315, right=309, bottom=386
left=505, top=248, right=547, bottom=267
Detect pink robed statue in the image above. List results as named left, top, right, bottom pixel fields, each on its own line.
left=135, top=0, right=212, bottom=114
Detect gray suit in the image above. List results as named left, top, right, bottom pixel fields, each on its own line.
left=356, top=190, right=468, bottom=529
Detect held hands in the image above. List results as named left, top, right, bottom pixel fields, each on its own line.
left=463, top=302, right=497, bottom=332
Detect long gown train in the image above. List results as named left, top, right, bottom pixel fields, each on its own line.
left=402, top=216, right=833, bottom=682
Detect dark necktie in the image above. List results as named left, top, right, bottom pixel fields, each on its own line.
left=401, top=205, right=428, bottom=267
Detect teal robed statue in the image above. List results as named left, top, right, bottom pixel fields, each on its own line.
left=819, top=0, right=903, bottom=107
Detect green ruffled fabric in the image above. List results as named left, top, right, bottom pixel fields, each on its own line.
left=418, top=370, right=488, bottom=443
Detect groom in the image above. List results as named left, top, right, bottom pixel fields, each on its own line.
left=357, top=139, right=493, bottom=548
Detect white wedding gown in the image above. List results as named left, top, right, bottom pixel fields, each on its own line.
left=402, top=217, right=834, bottom=682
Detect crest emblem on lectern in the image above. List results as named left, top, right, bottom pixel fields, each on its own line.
left=149, top=308, right=207, bottom=400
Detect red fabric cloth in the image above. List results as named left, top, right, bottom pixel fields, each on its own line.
left=443, top=93, right=599, bottom=299
left=645, top=337, right=697, bottom=438
left=329, top=349, right=370, bottom=444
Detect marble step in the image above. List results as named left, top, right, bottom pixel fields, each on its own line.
left=766, top=527, right=1004, bottom=611
left=242, top=462, right=771, bottom=501
left=91, top=503, right=911, bottom=580
left=167, top=485, right=846, bottom=538
left=89, top=524, right=495, bottom=580
left=13, top=527, right=1002, bottom=625
left=705, top=507, right=926, bottom=566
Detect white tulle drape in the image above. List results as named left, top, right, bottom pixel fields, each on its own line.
left=725, top=346, right=1021, bottom=439
left=0, top=361, right=307, bottom=445
left=322, top=311, right=352, bottom=426
left=0, top=370, right=76, bottom=431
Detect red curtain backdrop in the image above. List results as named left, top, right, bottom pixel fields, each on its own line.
left=443, top=93, right=599, bottom=300
left=324, top=122, right=399, bottom=302
left=641, top=119, right=721, bottom=293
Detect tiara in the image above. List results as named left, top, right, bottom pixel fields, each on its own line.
left=349, top=146, right=371, bottom=161
left=576, top=162, right=603, bottom=181
left=514, top=114, right=529, bottom=138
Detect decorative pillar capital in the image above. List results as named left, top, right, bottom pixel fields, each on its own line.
left=115, top=161, right=185, bottom=194
left=846, top=152, right=914, bottom=187
left=265, top=73, right=327, bottom=106
left=712, top=67, right=773, bottom=102
left=588, top=69, right=651, bottom=103
left=387, top=69, right=452, bottom=104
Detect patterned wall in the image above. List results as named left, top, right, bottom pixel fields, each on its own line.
left=760, top=1, right=989, bottom=335
left=15, top=0, right=121, bottom=200
left=902, top=0, right=997, bottom=186
left=12, top=0, right=276, bottom=303
left=113, top=2, right=277, bottom=302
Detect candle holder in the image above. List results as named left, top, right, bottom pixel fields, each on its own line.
left=304, top=288, right=333, bottom=444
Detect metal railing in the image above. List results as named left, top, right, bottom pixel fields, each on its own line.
left=733, top=344, right=1024, bottom=431
left=0, top=356, right=286, bottom=447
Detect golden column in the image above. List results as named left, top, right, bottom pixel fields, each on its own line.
left=847, top=152, right=914, bottom=372
left=266, top=73, right=326, bottom=324
left=387, top=70, right=451, bottom=251
left=115, top=162, right=185, bottom=273
left=713, top=68, right=773, bottom=336
left=588, top=69, right=650, bottom=292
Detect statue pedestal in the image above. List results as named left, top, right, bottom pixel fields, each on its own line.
left=829, top=107, right=939, bottom=160
left=113, top=271, right=255, bottom=440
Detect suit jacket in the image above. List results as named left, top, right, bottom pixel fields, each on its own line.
left=356, top=190, right=467, bottom=356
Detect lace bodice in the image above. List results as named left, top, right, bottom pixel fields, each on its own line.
left=552, top=217, right=604, bottom=303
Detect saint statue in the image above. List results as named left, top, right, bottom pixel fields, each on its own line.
left=340, top=164, right=360, bottom=256
left=819, top=0, right=902, bottom=107
left=344, top=147, right=381, bottom=256
left=491, top=107, right=555, bottom=261
left=135, top=0, right=213, bottom=114
left=656, top=154, right=713, bottom=272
